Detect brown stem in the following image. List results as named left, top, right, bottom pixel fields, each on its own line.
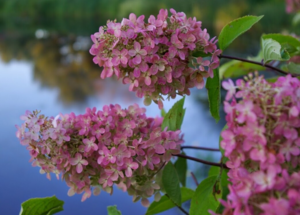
left=219, top=54, right=298, bottom=77
left=176, top=205, right=189, bottom=215
left=190, top=172, right=199, bottom=186
left=174, top=153, right=229, bottom=169
left=166, top=194, right=189, bottom=215
left=181, top=145, right=220, bottom=151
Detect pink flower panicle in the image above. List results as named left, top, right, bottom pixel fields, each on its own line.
left=16, top=105, right=183, bottom=205
left=218, top=73, right=300, bottom=214
left=89, top=9, right=221, bottom=109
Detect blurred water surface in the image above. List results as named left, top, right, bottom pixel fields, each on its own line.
left=0, top=0, right=295, bottom=214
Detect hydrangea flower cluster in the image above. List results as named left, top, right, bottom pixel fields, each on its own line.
left=16, top=104, right=183, bottom=206
left=217, top=74, right=300, bottom=214
left=89, top=9, right=221, bottom=109
left=286, top=0, right=300, bottom=13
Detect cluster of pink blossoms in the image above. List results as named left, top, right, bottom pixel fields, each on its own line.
left=16, top=104, right=183, bottom=206
left=89, top=9, right=220, bottom=109
left=216, top=74, right=300, bottom=214
left=286, top=0, right=300, bottom=13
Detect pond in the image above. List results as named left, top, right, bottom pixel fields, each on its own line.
left=0, top=0, right=293, bottom=214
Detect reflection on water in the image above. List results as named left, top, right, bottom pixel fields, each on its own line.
left=0, top=0, right=294, bottom=105
left=31, top=36, right=99, bottom=105
left=1, top=34, right=100, bottom=105
left=0, top=0, right=296, bottom=214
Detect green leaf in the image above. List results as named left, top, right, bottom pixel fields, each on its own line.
left=293, top=12, right=300, bottom=26
left=219, top=124, right=229, bottom=163
left=146, top=187, right=194, bottom=215
left=217, top=125, right=231, bottom=213
left=161, top=108, right=166, bottom=117
left=247, top=50, right=263, bottom=62
left=216, top=169, right=230, bottom=214
left=261, top=38, right=290, bottom=64
left=191, top=50, right=213, bottom=58
left=19, top=196, right=64, bottom=215
left=208, top=166, right=220, bottom=177
left=285, top=62, right=300, bottom=74
left=208, top=167, right=229, bottom=188
left=262, top=34, right=300, bottom=56
left=220, top=169, right=229, bottom=198
left=174, top=152, right=187, bottom=187
left=161, top=97, right=186, bottom=131
left=206, top=69, right=220, bottom=122
left=266, top=76, right=280, bottom=83
left=208, top=167, right=230, bottom=204
left=162, top=162, right=182, bottom=206
left=218, top=15, right=263, bottom=51
left=219, top=60, right=265, bottom=79
left=107, top=205, right=122, bottom=215
left=190, top=176, right=222, bottom=215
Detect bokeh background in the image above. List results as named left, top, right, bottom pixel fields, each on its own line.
left=0, top=0, right=297, bottom=214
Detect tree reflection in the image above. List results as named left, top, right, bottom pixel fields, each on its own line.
left=0, top=0, right=296, bottom=105
left=0, top=34, right=104, bottom=105
left=30, top=36, right=101, bottom=104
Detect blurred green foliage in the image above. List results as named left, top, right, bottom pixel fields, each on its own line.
left=0, top=0, right=296, bottom=37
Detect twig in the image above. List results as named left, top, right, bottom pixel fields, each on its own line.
left=181, top=145, right=220, bottom=151
left=190, top=172, right=199, bottom=186
left=176, top=205, right=189, bottom=215
left=219, top=54, right=298, bottom=77
left=152, top=162, right=166, bottom=176
left=174, top=153, right=229, bottom=169
left=166, top=194, right=189, bottom=215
